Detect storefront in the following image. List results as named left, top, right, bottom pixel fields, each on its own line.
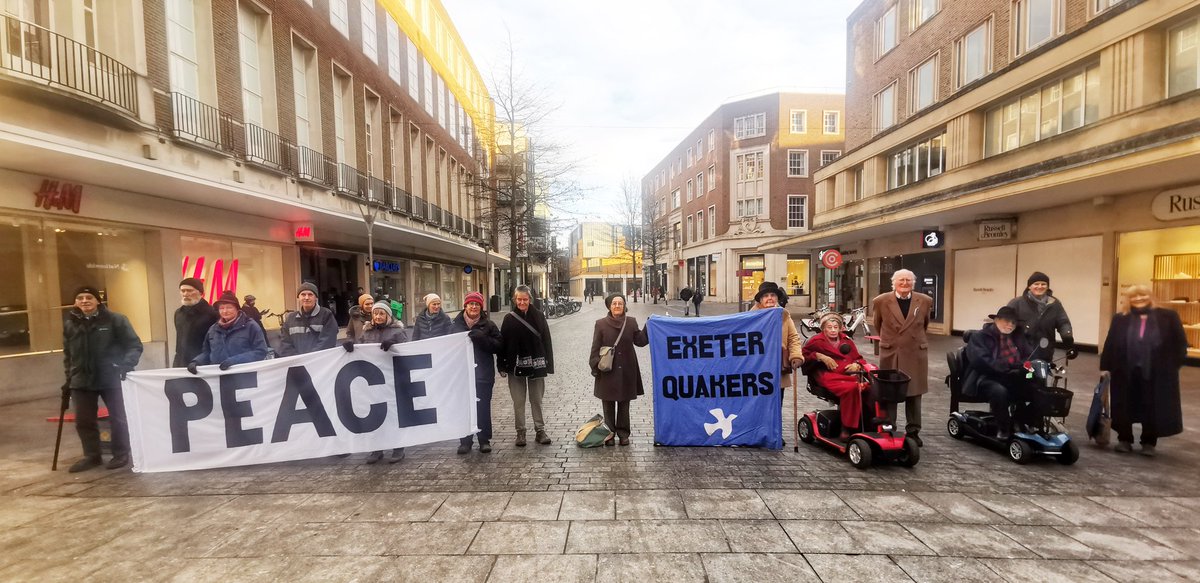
left=738, top=254, right=765, bottom=306
left=1118, top=224, right=1200, bottom=358
left=182, top=235, right=287, bottom=329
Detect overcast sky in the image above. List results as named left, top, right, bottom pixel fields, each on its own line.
left=441, top=0, right=856, bottom=225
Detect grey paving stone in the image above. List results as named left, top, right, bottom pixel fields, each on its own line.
left=1164, top=561, right=1200, bottom=579
left=1057, top=526, right=1190, bottom=561
left=274, top=492, right=370, bottom=523
left=780, top=520, right=933, bottom=555
left=3, top=558, right=190, bottom=583
left=596, top=553, right=706, bottom=582
left=501, top=491, right=564, bottom=521
left=979, top=559, right=1118, bottom=583
left=1137, top=528, right=1200, bottom=559
left=1165, top=497, right=1200, bottom=512
left=169, top=557, right=292, bottom=582
left=431, top=492, right=512, bottom=522
left=0, top=524, right=117, bottom=564
left=1091, top=560, right=1197, bottom=583
left=488, top=554, right=597, bottom=583
left=565, top=520, right=730, bottom=553
left=189, top=494, right=311, bottom=528
left=468, top=521, right=570, bottom=554
left=349, top=492, right=449, bottom=521
left=804, top=553, right=913, bottom=583
left=614, top=490, right=686, bottom=519
left=558, top=490, right=614, bottom=520
left=0, top=495, right=86, bottom=529
left=1089, top=496, right=1200, bottom=527
left=967, top=494, right=1071, bottom=526
left=1024, top=495, right=1145, bottom=527
left=226, top=522, right=399, bottom=556
left=268, top=556, right=394, bottom=583
left=837, top=491, right=943, bottom=522
left=388, top=521, right=485, bottom=555
left=913, top=492, right=1009, bottom=524
left=700, top=553, right=820, bottom=583
left=992, top=525, right=1095, bottom=559
left=902, top=523, right=1036, bottom=559
left=718, top=520, right=799, bottom=553
left=757, top=489, right=859, bottom=520
left=682, top=489, right=772, bottom=519
left=892, top=556, right=1006, bottom=583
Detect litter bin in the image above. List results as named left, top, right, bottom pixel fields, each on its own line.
left=489, top=295, right=501, bottom=312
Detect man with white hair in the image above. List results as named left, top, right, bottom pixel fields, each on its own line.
left=870, top=269, right=933, bottom=446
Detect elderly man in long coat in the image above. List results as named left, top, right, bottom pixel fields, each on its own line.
left=870, top=268, right=932, bottom=446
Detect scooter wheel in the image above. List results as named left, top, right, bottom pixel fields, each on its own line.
left=1008, top=439, right=1034, bottom=464
left=847, top=438, right=873, bottom=469
left=1058, top=440, right=1079, bottom=465
left=797, top=417, right=815, bottom=444
left=899, top=436, right=921, bottom=467
left=947, top=417, right=964, bottom=440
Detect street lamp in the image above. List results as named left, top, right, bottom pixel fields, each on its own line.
left=358, top=186, right=381, bottom=294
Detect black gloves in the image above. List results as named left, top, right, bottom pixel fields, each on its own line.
left=380, top=341, right=395, bottom=351
left=186, top=362, right=198, bottom=375
left=468, top=328, right=485, bottom=341
left=219, top=360, right=233, bottom=370
left=342, top=341, right=355, bottom=352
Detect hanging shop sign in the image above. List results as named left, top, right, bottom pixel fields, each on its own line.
left=921, top=230, right=945, bottom=248
left=978, top=220, right=1015, bottom=241
left=33, top=179, right=83, bottom=214
left=1152, top=185, right=1200, bottom=221
left=820, top=249, right=843, bottom=269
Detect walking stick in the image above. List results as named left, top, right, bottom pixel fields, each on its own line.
left=52, top=385, right=69, bottom=471
left=792, top=371, right=799, bottom=453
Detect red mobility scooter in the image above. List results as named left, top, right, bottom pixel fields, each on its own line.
left=796, top=363, right=920, bottom=469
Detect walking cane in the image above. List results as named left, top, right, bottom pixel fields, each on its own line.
left=792, top=371, right=799, bottom=453
left=52, top=385, right=69, bottom=471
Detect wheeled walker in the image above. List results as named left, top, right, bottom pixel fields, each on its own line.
left=796, top=364, right=920, bottom=469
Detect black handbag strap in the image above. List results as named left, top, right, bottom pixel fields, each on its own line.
left=506, top=312, right=541, bottom=340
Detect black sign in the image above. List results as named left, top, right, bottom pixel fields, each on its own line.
left=921, top=230, right=945, bottom=249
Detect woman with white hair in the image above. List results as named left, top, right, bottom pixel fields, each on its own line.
left=869, top=268, right=933, bottom=445
left=498, top=285, right=555, bottom=446
left=412, top=293, right=453, bottom=341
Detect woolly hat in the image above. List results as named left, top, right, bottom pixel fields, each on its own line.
left=464, top=291, right=485, bottom=308
left=604, top=292, right=626, bottom=310
left=179, top=277, right=204, bottom=294
left=213, top=290, right=240, bottom=310
left=818, top=312, right=844, bottom=330
left=1027, top=272, right=1050, bottom=288
left=423, top=293, right=442, bottom=305
left=358, top=293, right=373, bottom=308
left=371, top=302, right=393, bottom=318
left=73, top=285, right=101, bottom=300
left=297, top=282, right=319, bottom=296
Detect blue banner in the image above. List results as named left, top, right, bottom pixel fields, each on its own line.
left=647, top=309, right=783, bottom=449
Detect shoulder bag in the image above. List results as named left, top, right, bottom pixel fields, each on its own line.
left=597, top=317, right=627, bottom=373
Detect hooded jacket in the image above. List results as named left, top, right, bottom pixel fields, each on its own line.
left=452, top=309, right=502, bottom=383
left=173, top=299, right=217, bottom=367
left=192, top=312, right=268, bottom=367
left=962, top=323, right=1035, bottom=399
left=63, top=305, right=144, bottom=390
left=277, top=304, right=338, bottom=356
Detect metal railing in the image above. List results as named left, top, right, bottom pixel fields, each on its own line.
left=169, top=92, right=235, bottom=152
left=336, top=163, right=363, bottom=197
left=366, top=176, right=388, bottom=206
left=394, top=189, right=412, bottom=216
left=296, top=145, right=336, bottom=187
left=0, top=15, right=139, bottom=117
left=243, top=123, right=293, bottom=172
left=411, top=197, right=428, bottom=221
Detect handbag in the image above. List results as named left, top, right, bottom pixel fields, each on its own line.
left=575, top=414, right=612, bottom=448
left=1086, top=373, right=1112, bottom=446
left=597, top=317, right=627, bottom=373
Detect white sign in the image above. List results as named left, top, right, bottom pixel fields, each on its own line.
left=123, top=333, right=477, bottom=473
left=978, top=220, right=1014, bottom=241
left=1152, top=185, right=1200, bottom=221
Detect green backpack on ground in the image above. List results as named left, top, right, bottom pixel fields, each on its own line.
left=575, top=414, right=611, bottom=448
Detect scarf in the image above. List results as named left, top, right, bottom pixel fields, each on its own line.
left=464, top=312, right=481, bottom=329
left=998, top=333, right=1018, bottom=367
left=218, top=313, right=240, bottom=329
left=1026, top=290, right=1050, bottom=315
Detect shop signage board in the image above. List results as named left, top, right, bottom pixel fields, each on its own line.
left=1152, top=185, right=1200, bottom=221
left=978, top=220, right=1015, bottom=241
left=33, top=179, right=83, bottom=214
left=820, top=249, right=843, bottom=269
left=922, top=230, right=945, bottom=248
left=293, top=223, right=315, bottom=242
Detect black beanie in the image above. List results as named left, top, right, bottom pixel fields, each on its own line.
left=1027, top=272, right=1049, bottom=288
left=73, top=285, right=101, bottom=300
left=180, top=277, right=205, bottom=294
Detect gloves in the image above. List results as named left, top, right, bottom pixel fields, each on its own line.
left=816, top=354, right=838, bottom=370
left=380, top=341, right=395, bottom=351
left=219, top=360, right=233, bottom=371
left=186, top=362, right=198, bottom=375
left=789, top=358, right=804, bottom=371
left=342, top=341, right=355, bottom=353
left=468, top=328, right=486, bottom=341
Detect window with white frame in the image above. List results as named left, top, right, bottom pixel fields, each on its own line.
left=787, top=150, right=809, bottom=177
left=888, top=132, right=945, bottom=189
left=823, top=111, right=840, bottom=134
left=422, top=57, right=433, bottom=115
left=733, top=113, right=766, bottom=139
left=734, top=150, right=766, bottom=218
left=435, top=75, right=445, bottom=127
left=1014, top=0, right=1062, bottom=55
left=874, top=82, right=897, bottom=132
left=1094, top=0, right=1127, bottom=13
left=696, top=139, right=703, bottom=160
left=984, top=63, right=1101, bottom=156
left=687, top=147, right=694, bottom=167
left=386, top=16, right=401, bottom=84
left=686, top=179, right=694, bottom=202
left=790, top=110, right=807, bottom=134
left=736, top=198, right=764, bottom=218
left=696, top=172, right=704, bottom=196
left=406, top=38, right=419, bottom=100
left=708, top=205, right=716, bottom=235
left=672, top=188, right=681, bottom=209
left=697, top=211, right=705, bottom=239
left=707, top=164, right=715, bottom=191
left=787, top=195, right=808, bottom=229
left=910, top=0, right=939, bottom=30
left=820, top=151, right=841, bottom=166
left=332, top=67, right=355, bottom=167
left=238, top=4, right=269, bottom=130
left=361, top=0, right=377, bottom=63
left=672, top=222, right=681, bottom=248
left=685, top=215, right=693, bottom=245
left=707, top=129, right=715, bottom=151
left=364, top=91, right=383, bottom=176
left=877, top=4, right=898, bottom=57
left=330, top=0, right=349, bottom=38
left=166, top=0, right=202, bottom=98
left=292, top=38, right=320, bottom=151
left=909, top=55, right=938, bottom=112
left=1168, top=17, right=1199, bottom=98
left=956, top=19, right=991, bottom=88
left=852, top=166, right=865, bottom=201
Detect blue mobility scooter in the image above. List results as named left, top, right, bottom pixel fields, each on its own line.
left=797, top=362, right=920, bottom=469
left=945, top=333, right=1079, bottom=465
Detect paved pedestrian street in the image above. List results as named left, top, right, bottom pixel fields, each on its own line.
left=2, top=300, right=1199, bottom=582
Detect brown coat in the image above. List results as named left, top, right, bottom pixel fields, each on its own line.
left=751, top=305, right=805, bottom=385
left=870, top=292, right=932, bottom=396
left=588, top=315, right=649, bottom=401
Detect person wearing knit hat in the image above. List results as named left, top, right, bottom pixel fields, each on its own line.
left=412, top=292, right=452, bottom=340
left=346, top=293, right=374, bottom=343
left=354, top=300, right=411, bottom=464
left=277, top=281, right=338, bottom=356
left=1005, top=270, right=1074, bottom=362
left=174, top=278, right=217, bottom=368
left=803, top=308, right=871, bottom=440
left=188, top=290, right=268, bottom=375
left=452, top=290, right=502, bottom=453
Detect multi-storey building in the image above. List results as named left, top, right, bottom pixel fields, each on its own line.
left=642, top=92, right=845, bottom=307
left=0, top=0, right=499, bottom=403
left=765, top=0, right=1200, bottom=356
left=567, top=222, right=642, bottom=298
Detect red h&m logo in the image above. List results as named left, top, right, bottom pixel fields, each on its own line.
left=293, top=223, right=315, bottom=242
left=181, top=256, right=239, bottom=303
left=34, top=180, right=83, bottom=214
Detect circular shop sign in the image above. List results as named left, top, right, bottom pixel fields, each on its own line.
left=821, top=249, right=843, bottom=269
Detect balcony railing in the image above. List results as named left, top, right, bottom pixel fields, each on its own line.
left=412, top=197, right=428, bottom=221
left=366, top=176, right=388, bottom=206
left=0, top=15, right=139, bottom=117
left=296, top=145, right=336, bottom=187
left=393, top=189, right=412, bottom=216
left=169, top=92, right=235, bottom=152
left=336, top=163, right=366, bottom=198
left=243, top=123, right=293, bottom=172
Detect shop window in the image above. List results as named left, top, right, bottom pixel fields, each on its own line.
left=440, top=264, right=461, bottom=309
left=786, top=256, right=810, bottom=298
left=415, top=262, right=438, bottom=303
left=181, top=236, right=284, bottom=328
left=1168, top=18, right=1199, bottom=98
left=708, top=254, right=718, bottom=296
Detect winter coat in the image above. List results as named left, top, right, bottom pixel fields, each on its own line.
left=277, top=305, right=338, bottom=356
left=962, top=323, right=1035, bottom=399
left=241, top=304, right=264, bottom=331
left=192, top=313, right=268, bottom=367
left=412, top=309, right=453, bottom=341
left=347, top=305, right=371, bottom=343
left=750, top=305, right=804, bottom=384
left=802, top=332, right=867, bottom=388
left=452, top=311, right=503, bottom=384
left=588, top=315, right=649, bottom=401
left=63, top=305, right=144, bottom=391
left=1006, top=292, right=1073, bottom=361
left=173, top=300, right=217, bottom=367
left=360, top=319, right=408, bottom=345
left=1100, top=308, right=1187, bottom=438
left=498, top=307, right=554, bottom=378
left=870, top=291, right=933, bottom=396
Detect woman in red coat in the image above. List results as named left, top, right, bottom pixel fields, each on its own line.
left=803, top=312, right=870, bottom=439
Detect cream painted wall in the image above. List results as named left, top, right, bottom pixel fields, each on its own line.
left=1117, top=225, right=1200, bottom=289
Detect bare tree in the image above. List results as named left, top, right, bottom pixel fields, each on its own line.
left=614, top=176, right=643, bottom=300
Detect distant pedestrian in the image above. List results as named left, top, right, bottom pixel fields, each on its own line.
left=498, top=285, right=555, bottom=446
left=347, top=293, right=373, bottom=343
left=348, top=302, right=409, bottom=464
left=173, top=277, right=216, bottom=368
left=681, top=287, right=694, bottom=315
left=241, top=294, right=264, bottom=332
left=62, top=286, right=143, bottom=472
left=187, top=290, right=268, bottom=373
left=588, top=293, right=648, bottom=446
left=412, top=293, right=453, bottom=340
left=691, top=286, right=705, bottom=317
left=277, top=282, right=338, bottom=356
left=453, top=292, right=502, bottom=454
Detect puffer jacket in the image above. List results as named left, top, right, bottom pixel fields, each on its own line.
left=360, top=309, right=409, bottom=345
left=63, top=305, right=144, bottom=390
left=277, top=305, right=339, bottom=356
left=192, top=313, right=268, bottom=367
left=412, top=309, right=453, bottom=341
left=452, top=310, right=502, bottom=384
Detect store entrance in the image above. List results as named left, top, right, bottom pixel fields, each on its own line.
left=1119, top=225, right=1200, bottom=358
left=300, top=247, right=360, bottom=326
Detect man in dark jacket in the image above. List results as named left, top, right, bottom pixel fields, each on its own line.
left=452, top=292, right=502, bottom=454
left=1006, top=271, right=1073, bottom=361
left=964, top=306, right=1036, bottom=440
left=690, top=286, right=705, bottom=317
left=241, top=294, right=265, bottom=332
left=277, top=282, right=338, bottom=356
left=173, top=277, right=217, bottom=367
left=62, top=286, right=143, bottom=472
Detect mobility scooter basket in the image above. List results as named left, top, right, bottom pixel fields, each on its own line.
left=870, top=369, right=911, bottom=404
left=1032, top=386, right=1072, bottom=418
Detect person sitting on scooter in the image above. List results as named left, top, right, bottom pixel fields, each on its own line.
left=964, top=306, right=1035, bottom=440
left=803, top=312, right=870, bottom=441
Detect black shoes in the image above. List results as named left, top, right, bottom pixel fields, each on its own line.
left=68, top=457, right=102, bottom=473
left=365, top=451, right=384, bottom=464
left=515, top=432, right=527, bottom=447
left=457, top=442, right=471, bottom=454
left=388, top=448, right=406, bottom=463
left=479, top=442, right=492, bottom=453
left=619, top=437, right=630, bottom=446
left=106, top=454, right=129, bottom=470
left=535, top=430, right=552, bottom=445
left=910, top=434, right=923, bottom=447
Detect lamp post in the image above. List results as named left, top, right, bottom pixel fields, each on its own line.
left=358, top=187, right=381, bottom=294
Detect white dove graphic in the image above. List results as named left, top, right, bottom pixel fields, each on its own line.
left=704, top=408, right=737, bottom=439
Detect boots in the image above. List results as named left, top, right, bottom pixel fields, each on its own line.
left=535, top=430, right=552, bottom=445
left=515, top=431, right=527, bottom=447
left=365, top=451, right=384, bottom=464
left=457, top=439, right=472, bottom=454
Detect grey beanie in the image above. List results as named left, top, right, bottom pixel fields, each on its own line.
left=297, top=282, right=319, bottom=296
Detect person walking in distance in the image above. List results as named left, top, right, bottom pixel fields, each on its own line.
left=691, top=285, right=705, bottom=317
left=498, top=285, right=555, bottom=446
left=870, top=269, right=932, bottom=446
left=277, top=282, right=338, bottom=357
left=241, top=294, right=265, bottom=333
left=173, top=277, right=216, bottom=368
left=62, top=286, right=143, bottom=472
left=453, top=292, right=503, bottom=453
